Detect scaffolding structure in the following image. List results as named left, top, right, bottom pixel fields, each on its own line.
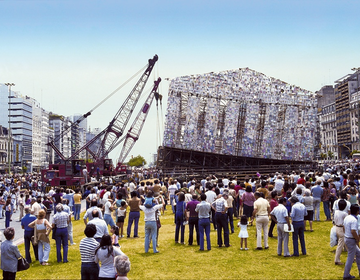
left=163, top=68, right=317, bottom=162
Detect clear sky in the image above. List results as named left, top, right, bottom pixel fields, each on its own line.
left=1, top=0, right=360, bottom=165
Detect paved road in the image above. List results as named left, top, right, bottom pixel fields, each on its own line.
left=0, top=199, right=87, bottom=245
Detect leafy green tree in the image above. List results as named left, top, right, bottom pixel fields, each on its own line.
left=127, top=155, right=146, bottom=167
left=327, top=150, right=334, bottom=159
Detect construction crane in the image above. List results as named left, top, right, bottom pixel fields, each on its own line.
left=42, top=55, right=159, bottom=186
left=115, top=77, right=162, bottom=168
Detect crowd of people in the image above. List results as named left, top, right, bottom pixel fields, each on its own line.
left=1, top=161, right=360, bottom=279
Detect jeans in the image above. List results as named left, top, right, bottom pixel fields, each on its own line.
left=74, top=204, right=81, bottom=220
left=144, top=221, right=157, bottom=253
left=170, top=195, right=175, bottom=213
left=127, top=211, right=140, bottom=237
left=104, top=214, right=115, bottom=227
left=256, top=215, right=269, bottom=248
left=0, top=205, right=3, bottom=218
left=227, top=208, right=234, bottom=233
left=292, top=221, right=306, bottom=256
left=188, top=217, right=199, bottom=245
left=55, top=227, right=68, bottom=262
left=215, top=212, right=229, bottom=246
left=68, top=222, right=74, bottom=244
left=5, top=211, right=10, bottom=228
left=313, top=198, right=321, bottom=221
left=323, top=201, right=331, bottom=220
left=38, top=240, right=51, bottom=263
left=81, top=262, right=99, bottom=280
left=24, top=230, right=38, bottom=263
left=175, top=212, right=185, bottom=243
left=199, top=218, right=211, bottom=250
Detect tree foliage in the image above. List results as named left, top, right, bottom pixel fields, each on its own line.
left=127, top=155, right=146, bottom=167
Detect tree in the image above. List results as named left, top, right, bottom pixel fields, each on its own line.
left=127, top=155, right=147, bottom=167
left=327, top=150, right=334, bottom=159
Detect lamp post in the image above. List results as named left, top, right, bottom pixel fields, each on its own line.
left=5, top=83, right=15, bottom=175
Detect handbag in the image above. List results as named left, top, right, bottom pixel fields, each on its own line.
left=17, top=257, right=30, bottom=271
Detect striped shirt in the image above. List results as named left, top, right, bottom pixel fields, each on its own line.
left=80, top=237, right=99, bottom=262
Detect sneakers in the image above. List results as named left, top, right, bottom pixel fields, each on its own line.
left=245, top=248, right=248, bottom=251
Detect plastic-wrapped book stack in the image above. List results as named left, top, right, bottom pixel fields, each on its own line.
left=163, top=68, right=317, bottom=161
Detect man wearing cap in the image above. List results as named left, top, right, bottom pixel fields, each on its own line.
left=212, top=193, right=230, bottom=247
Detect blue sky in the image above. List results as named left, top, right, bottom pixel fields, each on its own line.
left=1, top=0, right=360, bottom=164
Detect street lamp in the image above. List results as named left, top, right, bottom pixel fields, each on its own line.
left=5, top=83, right=15, bottom=174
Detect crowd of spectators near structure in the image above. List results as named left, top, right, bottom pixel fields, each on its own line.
left=1, top=160, right=360, bottom=279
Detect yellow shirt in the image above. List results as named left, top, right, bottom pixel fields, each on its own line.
left=253, top=197, right=270, bottom=216
left=74, top=193, right=82, bottom=204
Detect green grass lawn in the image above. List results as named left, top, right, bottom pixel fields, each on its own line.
left=16, top=209, right=353, bottom=279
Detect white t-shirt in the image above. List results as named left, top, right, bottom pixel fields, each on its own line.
left=104, top=201, right=112, bottom=215
left=205, top=190, right=216, bottom=204
left=95, top=246, right=124, bottom=278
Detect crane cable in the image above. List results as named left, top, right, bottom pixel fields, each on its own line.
left=90, top=65, right=147, bottom=113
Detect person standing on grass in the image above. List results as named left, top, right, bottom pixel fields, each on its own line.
left=52, top=203, right=69, bottom=263
left=73, top=188, right=82, bottom=220
left=212, top=193, right=230, bottom=247
left=127, top=191, right=141, bottom=238
left=1, top=227, right=22, bottom=280
left=311, top=180, right=323, bottom=222
left=270, top=197, right=291, bottom=257
left=334, top=199, right=348, bottom=266
left=195, top=193, right=212, bottom=251
left=139, top=195, right=164, bottom=253
left=302, top=190, right=314, bottom=232
left=21, top=205, right=38, bottom=263
left=175, top=192, right=187, bottom=244
left=268, top=191, right=279, bottom=238
left=252, top=192, right=270, bottom=250
left=237, top=215, right=249, bottom=250
left=186, top=194, right=200, bottom=246
left=343, top=204, right=360, bottom=280
left=290, top=196, right=307, bottom=256
left=80, top=224, right=100, bottom=280
left=84, top=199, right=103, bottom=224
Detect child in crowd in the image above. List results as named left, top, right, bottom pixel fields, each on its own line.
left=116, top=201, right=127, bottom=238
left=144, top=191, right=156, bottom=208
left=237, top=215, right=249, bottom=250
left=111, top=225, right=120, bottom=246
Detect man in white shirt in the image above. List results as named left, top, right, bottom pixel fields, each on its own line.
left=206, top=185, right=217, bottom=230
left=334, top=199, right=348, bottom=265
left=274, top=176, right=284, bottom=195
left=88, top=210, right=109, bottom=243
left=140, top=196, right=164, bottom=253
left=343, top=204, right=360, bottom=280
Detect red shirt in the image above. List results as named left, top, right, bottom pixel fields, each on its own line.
left=270, top=198, right=278, bottom=211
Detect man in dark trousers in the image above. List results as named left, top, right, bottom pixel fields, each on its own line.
left=21, top=206, right=38, bottom=263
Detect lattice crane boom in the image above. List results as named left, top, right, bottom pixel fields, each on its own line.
left=116, top=77, right=162, bottom=165
left=95, top=55, right=158, bottom=162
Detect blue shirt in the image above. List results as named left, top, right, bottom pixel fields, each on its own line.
left=311, top=185, right=323, bottom=199
left=290, top=202, right=307, bottom=222
left=21, top=213, right=37, bottom=232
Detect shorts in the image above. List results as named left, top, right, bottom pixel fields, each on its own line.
left=304, top=210, right=313, bottom=221
left=117, top=216, right=125, bottom=223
